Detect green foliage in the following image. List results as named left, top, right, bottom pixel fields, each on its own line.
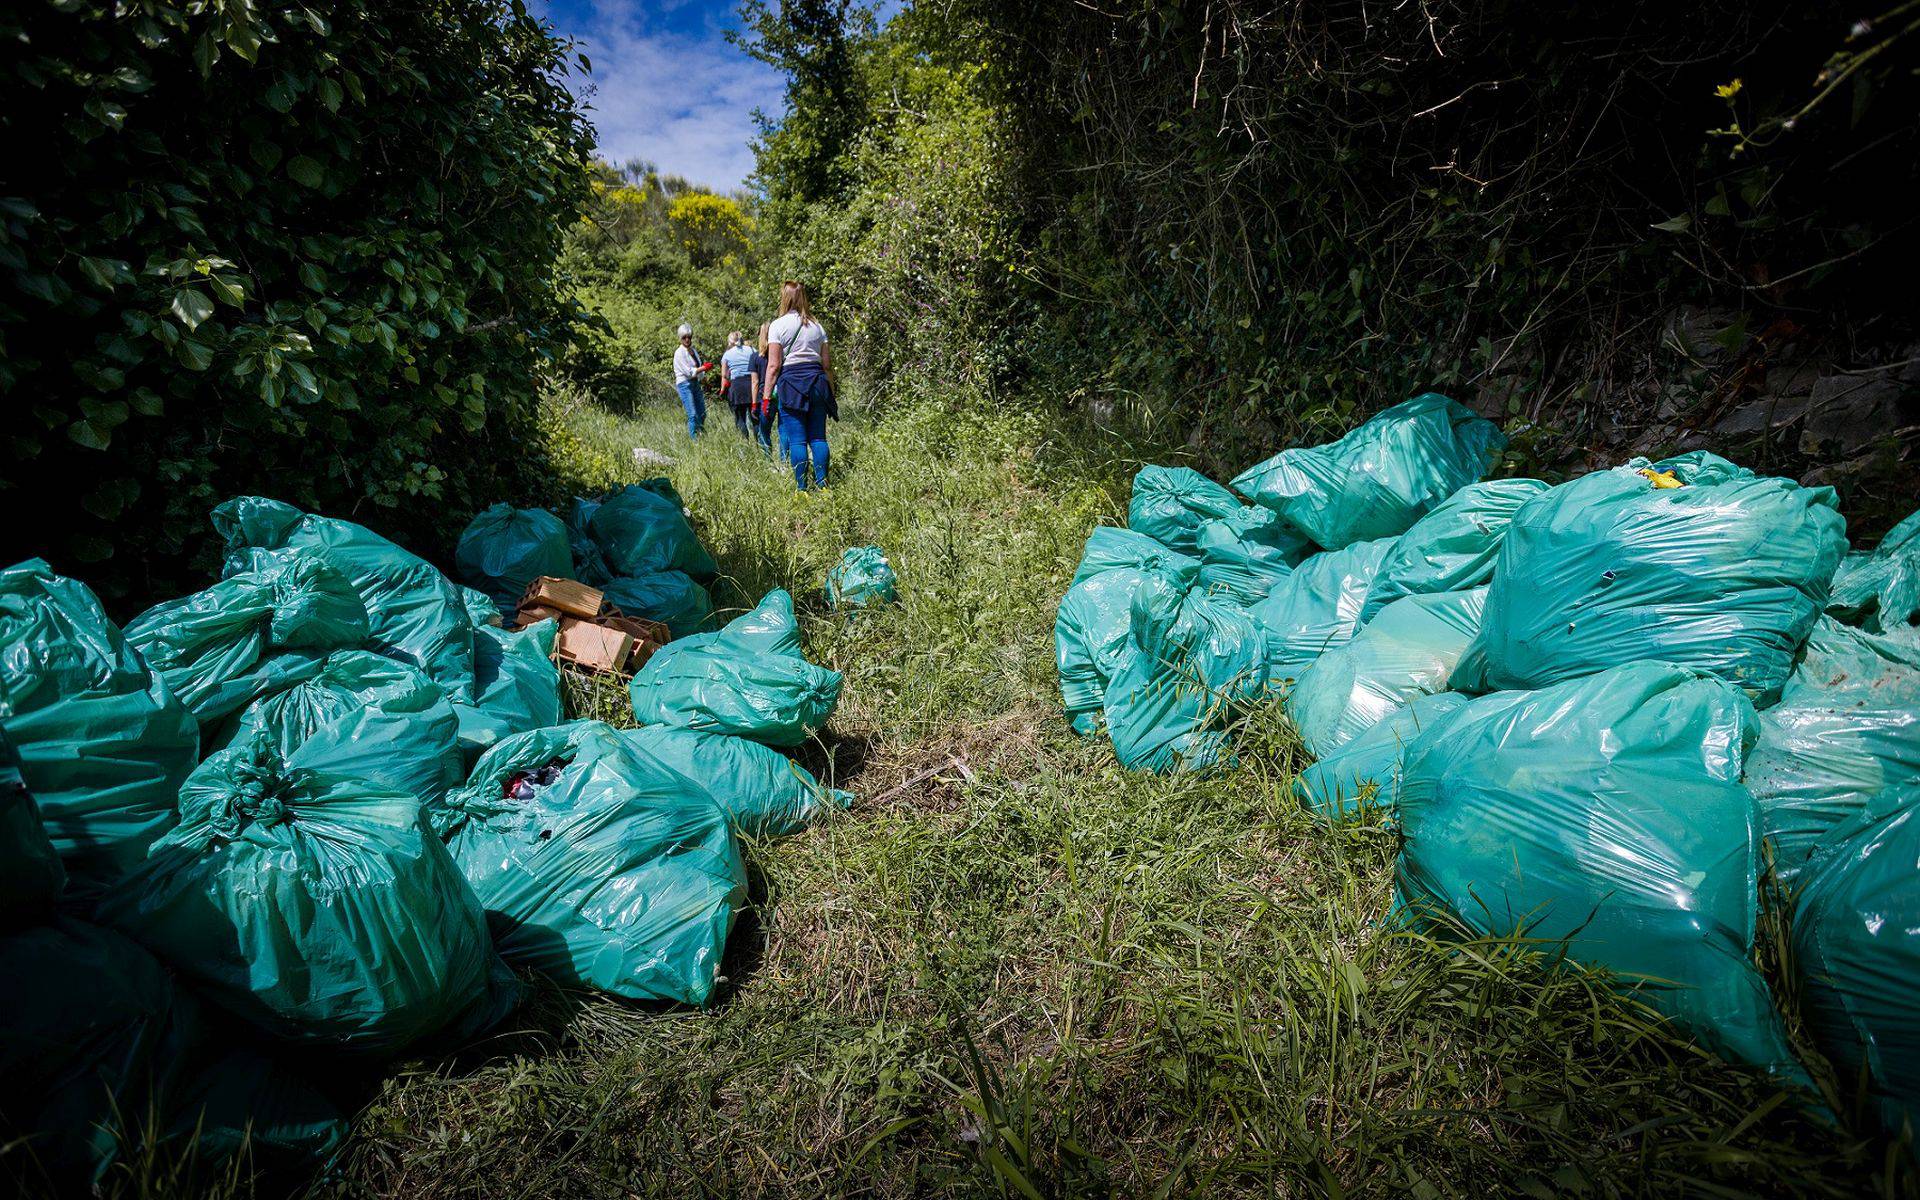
left=1, top=0, right=593, bottom=597
left=558, top=165, right=765, bottom=411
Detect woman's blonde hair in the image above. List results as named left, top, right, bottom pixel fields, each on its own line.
left=727, top=330, right=743, bottom=347
left=757, top=322, right=771, bottom=353
left=776, top=280, right=812, bottom=325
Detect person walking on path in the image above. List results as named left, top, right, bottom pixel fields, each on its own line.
left=764, top=281, right=836, bottom=490
left=749, top=324, right=773, bottom=455
left=721, top=331, right=757, bottom=438
left=673, top=323, right=707, bottom=439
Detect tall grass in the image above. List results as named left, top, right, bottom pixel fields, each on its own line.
left=185, top=390, right=1920, bottom=1196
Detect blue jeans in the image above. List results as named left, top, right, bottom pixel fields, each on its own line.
left=779, top=404, right=830, bottom=489
left=676, top=379, right=706, bottom=438
left=754, top=406, right=775, bottom=454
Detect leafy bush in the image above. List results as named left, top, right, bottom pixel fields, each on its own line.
left=1, top=0, right=594, bottom=599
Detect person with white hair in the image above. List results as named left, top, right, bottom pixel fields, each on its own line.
left=672, top=322, right=707, bottom=439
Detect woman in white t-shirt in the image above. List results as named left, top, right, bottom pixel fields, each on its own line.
left=672, top=323, right=707, bottom=439
left=764, top=281, right=837, bottom=490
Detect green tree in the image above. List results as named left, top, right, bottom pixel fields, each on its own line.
left=2, top=0, right=594, bottom=599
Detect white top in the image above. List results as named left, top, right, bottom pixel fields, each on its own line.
left=768, top=312, right=827, bottom=367
left=673, top=343, right=700, bottom=384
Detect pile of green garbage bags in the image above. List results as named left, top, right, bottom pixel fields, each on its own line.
left=0, top=485, right=852, bottom=1184
left=454, top=481, right=718, bottom=637
left=1054, top=391, right=1920, bottom=1128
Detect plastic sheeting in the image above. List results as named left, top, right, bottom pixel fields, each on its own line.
left=1293, top=691, right=1468, bottom=821
left=1127, top=466, right=1242, bottom=553
left=0, top=559, right=195, bottom=889
left=1747, top=618, right=1920, bottom=883
left=1793, top=787, right=1920, bottom=1135
left=587, top=483, right=719, bottom=581
left=826, top=545, right=899, bottom=609
left=628, top=590, right=842, bottom=747
left=1286, top=588, right=1485, bottom=758
left=1231, top=394, right=1504, bottom=550
left=433, top=721, right=746, bottom=1005
left=621, top=725, right=851, bottom=839
left=125, top=552, right=370, bottom=727
left=1056, top=529, right=1201, bottom=736
left=1359, top=478, right=1548, bottom=622
left=1458, top=453, right=1847, bottom=703
left=213, top=496, right=478, bottom=702
left=1396, top=662, right=1803, bottom=1079
left=1828, top=506, right=1920, bottom=633
left=455, top=619, right=563, bottom=759
left=601, top=570, right=714, bottom=640
left=0, top=727, right=64, bottom=927
left=211, top=649, right=464, bottom=807
left=100, top=727, right=517, bottom=1055
left=456, top=503, right=573, bottom=613
left=1248, top=536, right=1396, bottom=684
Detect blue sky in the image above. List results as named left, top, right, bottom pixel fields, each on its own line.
left=528, top=1, right=784, bottom=193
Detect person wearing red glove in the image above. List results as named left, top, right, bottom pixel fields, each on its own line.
left=672, top=323, right=707, bottom=439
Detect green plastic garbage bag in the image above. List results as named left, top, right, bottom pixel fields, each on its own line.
left=432, top=722, right=746, bottom=1005
left=1457, top=453, right=1847, bottom=704
left=1101, top=653, right=1231, bottom=774
left=1828, top=506, right=1920, bottom=633
left=1248, top=536, right=1396, bottom=684
left=0, top=918, right=344, bottom=1190
left=455, top=620, right=562, bottom=759
left=1056, top=529, right=1201, bottom=736
left=1104, top=566, right=1270, bottom=774
left=1286, top=588, right=1485, bottom=758
left=456, top=503, right=573, bottom=614
left=169, top=1044, right=348, bottom=1175
left=1793, top=787, right=1920, bottom=1135
left=0, top=918, right=200, bottom=1189
left=1072, top=526, right=1197, bottom=585
left=0, top=728, right=64, bottom=927
left=99, top=727, right=517, bottom=1055
left=826, top=546, right=899, bottom=609
left=460, top=585, right=502, bottom=628
left=209, top=650, right=464, bottom=806
left=1194, top=506, right=1311, bottom=604
left=213, top=496, right=477, bottom=702
left=565, top=497, right=613, bottom=587
left=621, top=725, right=852, bottom=839
left=1293, top=691, right=1468, bottom=821
left=1747, top=618, right=1920, bottom=884
left=0, top=559, right=195, bottom=889
left=628, top=590, right=842, bottom=747
left=1397, top=661, right=1803, bottom=1078
left=125, top=552, right=370, bottom=729
left=588, top=483, right=719, bottom=582
left=1231, top=394, right=1504, bottom=550
left=1127, top=466, right=1243, bottom=553
left=602, top=570, right=714, bottom=640
left=1359, top=478, right=1549, bottom=622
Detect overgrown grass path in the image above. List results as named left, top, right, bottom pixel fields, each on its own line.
left=334, top=398, right=1898, bottom=1199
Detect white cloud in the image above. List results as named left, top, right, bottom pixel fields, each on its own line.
left=547, top=2, right=785, bottom=192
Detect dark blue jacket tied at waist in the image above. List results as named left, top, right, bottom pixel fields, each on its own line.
left=776, top=361, right=838, bottom=419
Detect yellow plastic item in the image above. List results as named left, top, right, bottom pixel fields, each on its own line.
left=1638, top=467, right=1684, bottom=489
